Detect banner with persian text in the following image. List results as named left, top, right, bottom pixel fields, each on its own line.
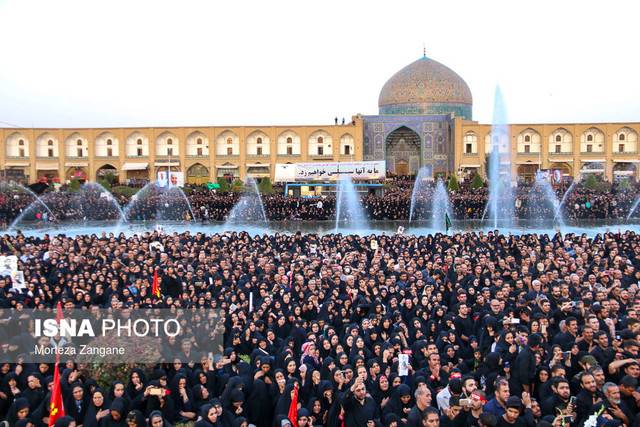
left=274, top=161, right=385, bottom=182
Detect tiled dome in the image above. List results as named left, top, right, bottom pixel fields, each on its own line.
left=378, top=56, right=473, bottom=119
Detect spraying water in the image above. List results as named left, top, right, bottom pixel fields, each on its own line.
left=484, top=86, right=515, bottom=229
left=335, top=175, right=368, bottom=232
left=628, top=197, right=640, bottom=220
left=122, top=182, right=196, bottom=222
left=431, top=178, right=453, bottom=232
left=409, top=166, right=433, bottom=222
left=556, top=179, right=578, bottom=223
left=75, top=182, right=126, bottom=222
left=7, top=183, right=56, bottom=230
left=529, top=171, right=565, bottom=228
left=224, top=177, right=268, bottom=227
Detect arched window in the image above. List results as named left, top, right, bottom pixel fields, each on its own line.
left=107, top=139, right=112, bottom=145
left=137, top=138, right=143, bottom=145
left=318, top=136, right=324, bottom=144
left=257, top=137, right=263, bottom=144
left=77, top=139, right=83, bottom=146
left=620, top=134, right=626, bottom=141
left=167, top=138, right=173, bottom=145
left=197, top=138, right=202, bottom=145
left=587, top=134, right=593, bottom=142
left=287, top=137, right=292, bottom=144
left=555, top=135, right=562, bottom=142
left=524, top=135, right=530, bottom=143
left=48, top=139, right=53, bottom=146
left=227, top=138, right=233, bottom=145
left=18, top=139, right=24, bottom=146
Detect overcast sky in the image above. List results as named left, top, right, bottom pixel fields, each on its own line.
left=0, top=0, right=638, bottom=128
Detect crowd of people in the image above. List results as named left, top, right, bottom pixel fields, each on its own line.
left=0, top=227, right=639, bottom=426
left=1, top=178, right=639, bottom=228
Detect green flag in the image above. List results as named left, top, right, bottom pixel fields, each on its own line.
left=445, top=212, right=452, bottom=233
left=207, top=182, right=220, bottom=190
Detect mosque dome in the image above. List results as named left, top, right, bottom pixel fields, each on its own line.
left=378, top=55, right=473, bottom=119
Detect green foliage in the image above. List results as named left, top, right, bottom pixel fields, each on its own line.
left=484, top=153, right=492, bottom=180
left=97, top=179, right=112, bottom=192
left=68, top=179, right=81, bottom=192
left=111, top=186, right=138, bottom=198
left=103, top=172, right=117, bottom=185
left=471, top=173, right=484, bottom=189
left=258, top=177, right=273, bottom=194
left=583, top=174, right=598, bottom=190
left=618, top=178, right=631, bottom=191
left=448, top=175, right=460, bottom=192
left=216, top=177, right=231, bottom=192
left=231, top=179, right=244, bottom=192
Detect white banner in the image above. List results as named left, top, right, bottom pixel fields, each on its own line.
left=275, top=161, right=385, bottom=182
left=157, top=171, right=185, bottom=187
left=0, top=256, right=25, bottom=290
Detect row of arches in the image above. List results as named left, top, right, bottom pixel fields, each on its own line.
left=5, top=130, right=356, bottom=159
left=463, top=127, right=638, bottom=155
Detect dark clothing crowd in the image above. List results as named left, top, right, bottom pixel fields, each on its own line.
left=1, top=228, right=640, bottom=426
left=1, top=180, right=640, bottom=228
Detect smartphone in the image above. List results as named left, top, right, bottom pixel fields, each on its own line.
left=510, top=318, right=520, bottom=324
left=370, top=240, right=378, bottom=250
left=569, top=396, right=576, bottom=406
left=459, top=398, right=471, bottom=407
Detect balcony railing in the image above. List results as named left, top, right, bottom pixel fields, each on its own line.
left=548, top=151, right=573, bottom=156
left=311, top=154, right=334, bottom=160
left=186, top=154, right=209, bottom=158
left=6, top=156, right=30, bottom=160
left=126, top=155, right=149, bottom=159
left=36, top=156, right=59, bottom=160
left=246, top=153, right=271, bottom=158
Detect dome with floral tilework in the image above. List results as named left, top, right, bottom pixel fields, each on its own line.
left=378, top=56, right=473, bottom=119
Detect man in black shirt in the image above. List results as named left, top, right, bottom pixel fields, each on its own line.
left=342, top=376, right=379, bottom=427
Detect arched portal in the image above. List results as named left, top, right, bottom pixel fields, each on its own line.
left=187, top=163, right=210, bottom=185
left=385, top=126, right=421, bottom=176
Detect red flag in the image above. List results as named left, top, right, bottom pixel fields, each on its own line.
left=55, top=300, right=63, bottom=324
left=152, top=269, right=161, bottom=299
left=49, top=302, right=65, bottom=426
left=288, top=383, right=299, bottom=427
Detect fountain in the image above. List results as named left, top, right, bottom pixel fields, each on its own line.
left=224, top=178, right=268, bottom=227
left=484, top=86, right=515, bottom=229
left=431, top=178, right=454, bottom=232
left=409, top=166, right=433, bottom=222
left=627, top=191, right=640, bottom=219
left=335, top=175, right=367, bottom=232
left=122, top=182, right=196, bottom=223
left=73, top=182, right=126, bottom=222
left=6, top=182, right=56, bottom=230
left=528, top=170, right=565, bottom=229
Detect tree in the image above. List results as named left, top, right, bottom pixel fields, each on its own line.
left=471, top=173, right=484, bottom=190
left=483, top=153, right=492, bottom=181
left=231, top=179, right=244, bottom=192
left=258, top=177, right=273, bottom=194
left=448, top=175, right=460, bottom=192
left=103, top=171, right=117, bottom=186
left=97, top=179, right=112, bottom=192
left=68, top=178, right=81, bottom=192
left=216, top=177, right=231, bottom=192
left=583, top=174, right=598, bottom=190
